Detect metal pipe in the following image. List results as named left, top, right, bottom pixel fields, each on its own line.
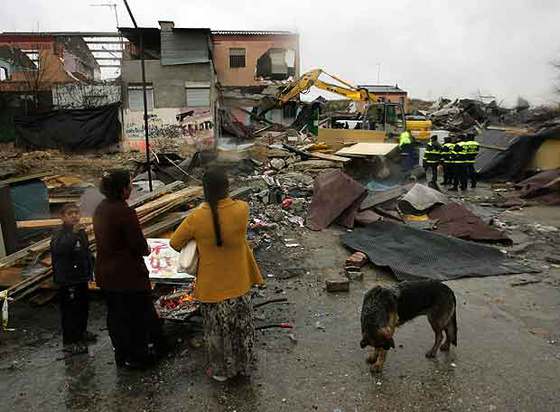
left=122, top=0, right=153, bottom=191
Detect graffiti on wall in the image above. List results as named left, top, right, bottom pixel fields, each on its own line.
left=124, top=107, right=214, bottom=150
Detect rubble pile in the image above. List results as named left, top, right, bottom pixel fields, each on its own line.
left=427, top=97, right=560, bottom=132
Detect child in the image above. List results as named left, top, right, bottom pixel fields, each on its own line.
left=50, top=203, right=96, bottom=354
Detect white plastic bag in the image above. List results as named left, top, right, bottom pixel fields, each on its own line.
left=177, top=240, right=198, bottom=275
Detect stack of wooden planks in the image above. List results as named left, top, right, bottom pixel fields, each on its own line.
left=0, top=181, right=202, bottom=302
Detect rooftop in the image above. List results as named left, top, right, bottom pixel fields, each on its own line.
left=211, top=30, right=297, bottom=36
left=358, top=84, right=406, bottom=93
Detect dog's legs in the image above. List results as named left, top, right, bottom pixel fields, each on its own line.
left=426, top=314, right=444, bottom=358
left=366, top=347, right=379, bottom=364
left=440, top=328, right=451, bottom=352
left=371, top=348, right=386, bottom=372
left=441, top=307, right=457, bottom=352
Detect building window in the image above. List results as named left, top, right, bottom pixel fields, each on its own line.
left=186, top=86, right=210, bottom=107
left=128, top=85, right=154, bottom=111
left=229, top=48, right=246, bottom=68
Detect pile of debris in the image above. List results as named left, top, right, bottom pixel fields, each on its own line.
left=0, top=181, right=202, bottom=304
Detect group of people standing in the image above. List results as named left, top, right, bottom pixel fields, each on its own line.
left=423, top=133, right=480, bottom=191
left=51, top=167, right=263, bottom=380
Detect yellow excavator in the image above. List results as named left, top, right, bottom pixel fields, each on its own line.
left=257, top=69, right=431, bottom=147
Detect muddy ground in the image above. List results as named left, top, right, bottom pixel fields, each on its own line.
left=1, top=186, right=560, bottom=411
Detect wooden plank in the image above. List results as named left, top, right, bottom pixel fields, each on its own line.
left=17, top=217, right=92, bottom=229
left=136, top=186, right=202, bottom=217
left=0, top=238, right=50, bottom=269
left=336, top=142, right=399, bottom=157
left=306, top=151, right=352, bottom=163
left=129, top=181, right=185, bottom=208
left=49, top=197, right=81, bottom=204
left=0, top=172, right=52, bottom=186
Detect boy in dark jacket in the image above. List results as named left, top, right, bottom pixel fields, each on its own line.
left=50, top=203, right=95, bottom=353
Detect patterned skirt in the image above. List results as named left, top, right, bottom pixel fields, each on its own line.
left=200, top=294, right=256, bottom=378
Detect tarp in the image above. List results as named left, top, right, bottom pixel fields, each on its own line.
left=476, top=126, right=560, bottom=181
left=397, top=183, right=448, bottom=215
left=14, top=103, right=120, bottom=151
left=429, top=202, right=511, bottom=244
left=514, top=169, right=560, bottom=205
left=341, top=221, right=533, bottom=281
left=306, top=170, right=366, bottom=230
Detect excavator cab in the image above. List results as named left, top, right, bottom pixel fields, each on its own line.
left=362, top=102, right=405, bottom=137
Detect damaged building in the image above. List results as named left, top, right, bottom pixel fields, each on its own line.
left=120, top=21, right=218, bottom=151
left=0, top=32, right=115, bottom=144
left=212, top=30, right=300, bottom=129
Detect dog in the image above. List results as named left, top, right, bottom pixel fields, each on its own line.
left=360, top=280, right=457, bottom=373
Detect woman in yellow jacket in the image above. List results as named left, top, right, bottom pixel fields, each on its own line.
left=170, top=167, right=263, bottom=381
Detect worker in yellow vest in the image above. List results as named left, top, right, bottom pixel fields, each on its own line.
left=462, top=132, right=480, bottom=188
left=399, top=129, right=415, bottom=176
left=441, top=136, right=455, bottom=186
left=451, top=135, right=469, bottom=192
left=423, top=135, right=442, bottom=186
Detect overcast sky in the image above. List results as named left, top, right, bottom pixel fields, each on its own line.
left=2, top=0, right=559, bottom=106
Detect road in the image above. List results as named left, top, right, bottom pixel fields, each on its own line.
left=1, top=203, right=559, bottom=412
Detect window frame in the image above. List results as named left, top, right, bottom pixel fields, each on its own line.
left=127, top=84, right=154, bottom=112
left=185, top=86, right=211, bottom=108
left=229, top=48, right=246, bottom=68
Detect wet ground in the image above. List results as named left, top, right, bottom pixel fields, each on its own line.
left=1, top=191, right=560, bottom=411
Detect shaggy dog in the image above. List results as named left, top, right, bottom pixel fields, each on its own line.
left=360, top=280, right=457, bottom=372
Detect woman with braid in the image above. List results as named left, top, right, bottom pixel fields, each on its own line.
left=170, top=167, right=263, bottom=381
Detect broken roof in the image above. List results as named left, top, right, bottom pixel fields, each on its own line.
left=0, top=46, right=35, bottom=69
left=212, top=30, right=297, bottom=36
left=119, top=26, right=211, bottom=65
left=358, top=84, right=406, bottom=94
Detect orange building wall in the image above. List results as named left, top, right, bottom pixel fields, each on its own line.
left=212, top=34, right=299, bottom=86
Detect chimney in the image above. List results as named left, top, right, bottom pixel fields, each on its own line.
left=159, top=20, right=175, bottom=32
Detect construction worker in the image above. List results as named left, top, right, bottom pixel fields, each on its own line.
left=451, top=135, right=469, bottom=192
left=441, top=136, right=455, bottom=185
left=399, top=129, right=414, bottom=175
left=462, top=132, right=480, bottom=188
left=423, top=135, right=442, bottom=185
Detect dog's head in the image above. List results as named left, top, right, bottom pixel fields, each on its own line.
left=360, top=286, right=399, bottom=350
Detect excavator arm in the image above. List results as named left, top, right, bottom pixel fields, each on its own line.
left=256, top=69, right=377, bottom=117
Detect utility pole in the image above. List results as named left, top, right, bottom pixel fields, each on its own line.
left=122, top=0, right=153, bottom=191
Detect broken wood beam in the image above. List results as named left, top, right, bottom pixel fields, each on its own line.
left=17, top=217, right=92, bottom=230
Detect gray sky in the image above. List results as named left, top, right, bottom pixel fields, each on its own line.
left=2, top=0, right=559, bottom=106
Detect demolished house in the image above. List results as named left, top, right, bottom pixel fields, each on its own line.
left=212, top=30, right=300, bottom=135
left=120, top=22, right=218, bottom=151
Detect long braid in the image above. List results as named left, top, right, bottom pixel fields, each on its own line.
left=203, top=167, right=228, bottom=247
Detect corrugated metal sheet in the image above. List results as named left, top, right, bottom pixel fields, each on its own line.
left=161, top=30, right=209, bottom=66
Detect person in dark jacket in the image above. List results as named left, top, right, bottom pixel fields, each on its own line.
left=423, top=135, right=442, bottom=186
left=93, top=169, right=163, bottom=369
left=51, top=203, right=95, bottom=354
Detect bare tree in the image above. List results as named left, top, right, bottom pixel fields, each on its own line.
left=21, top=48, right=50, bottom=112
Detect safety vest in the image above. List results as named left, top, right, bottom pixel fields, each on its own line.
left=441, top=142, right=455, bottom=163
left=399, top=131, right=412, bottom=148
left=454, top=141, right=469, bottom=164
left=461, top=140, right=480, bottom=163
left=423, top=142, right=442, bottom=164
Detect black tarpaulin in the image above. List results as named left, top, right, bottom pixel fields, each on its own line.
left=14, top=103, right=121, bottom=151
left=341, top=221, right=533, bottom=281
